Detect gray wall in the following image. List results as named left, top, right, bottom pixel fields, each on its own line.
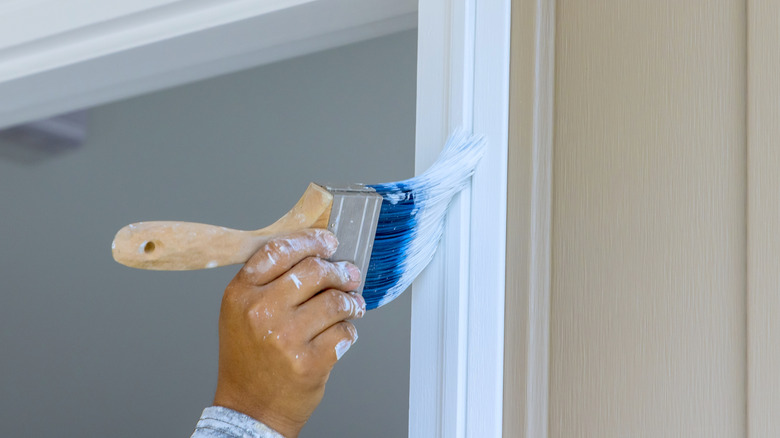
left=0, top=31, right=416, bottom=437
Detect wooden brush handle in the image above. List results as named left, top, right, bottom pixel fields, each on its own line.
left=112, top=183, right=333, bottom=270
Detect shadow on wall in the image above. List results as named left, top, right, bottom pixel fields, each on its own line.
left=0, top=112, right=87, bottom=164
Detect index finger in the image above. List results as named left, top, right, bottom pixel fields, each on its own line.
left=239, top=229, right=338, bottom=286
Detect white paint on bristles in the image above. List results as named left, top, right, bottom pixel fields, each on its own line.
left=206, top=260, right=218, bottom=269
left=371, top=129, right=486, bottom=308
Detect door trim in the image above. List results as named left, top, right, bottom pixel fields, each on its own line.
left=410, top=0, right=511, bottom=436
left=505, top=0, right=555, bottom=436
left=747, top=0, right=780, bottom=434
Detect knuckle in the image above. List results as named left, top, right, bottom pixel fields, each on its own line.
left=324, top=290, right=347, bottom=315
left=339, top=321, right=357, bottom=339
left=267, top=330, right=290, bottom=349
left=289, top=354, right=311, bottom=376
left=221, top=283, right=247, bottom=309
left=263, top=240, right=284, bottom=259
left=246, top=302, right=274, bottom=322
left=301, top=257, right=328, bottom=277
left=222, top=281, right=240, bottom=301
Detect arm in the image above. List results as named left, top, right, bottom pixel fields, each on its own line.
left=192, top=229, right=366, bottom=438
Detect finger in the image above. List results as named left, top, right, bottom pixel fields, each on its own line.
left=295, top=290, right=366, bottom=341
left=240, top=229, right=338, bottom=286
left=273, top=258, right=361, bottom=306
left=310, top=321, right=359, bottom=364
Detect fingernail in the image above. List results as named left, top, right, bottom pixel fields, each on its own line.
left=346, top=263, right=361, bottom=283
left=334, top=261, right=361, bottom=283
left=335, top=339, right=353, bottom=360
left=350, top=292, right=366, bottom=317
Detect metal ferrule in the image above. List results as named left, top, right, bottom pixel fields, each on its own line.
left=319, top=183, right=382, bottom=295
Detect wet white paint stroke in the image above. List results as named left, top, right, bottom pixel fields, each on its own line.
left=335, top=339, right=352, bottom=360
left=289, top=273, right=302, bottom=289
left=206, top=260, right=218, bottom=269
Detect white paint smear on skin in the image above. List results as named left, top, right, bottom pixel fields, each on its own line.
left=267, top=253, right=276, bottom=265
left=335, top=261, right=352, bottom=282
left=315, top=229, right=338, bottom=254
left=340, top=295, right=354, bottom=315
left=335, top=339, right=352, bottom=360
left=289, top=273, right=302, bottom=289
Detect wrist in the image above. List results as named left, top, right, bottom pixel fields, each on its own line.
left=213, top=393, right=306, bottom=438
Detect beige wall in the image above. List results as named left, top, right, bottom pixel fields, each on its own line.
left=506, top=1, right=753, bottom=436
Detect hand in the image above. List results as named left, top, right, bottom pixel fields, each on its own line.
left=212, top=229, right=366, bottom=438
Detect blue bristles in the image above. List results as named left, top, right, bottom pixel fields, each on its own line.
left=362, top=130, right=486, bottom=309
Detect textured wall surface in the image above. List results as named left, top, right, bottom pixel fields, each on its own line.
left=0, top=30, right=416, bottom=437
left=550, top=1, right=746, bottom=436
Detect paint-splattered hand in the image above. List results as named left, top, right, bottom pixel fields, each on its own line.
left=212, top=229, right=365, bottom=438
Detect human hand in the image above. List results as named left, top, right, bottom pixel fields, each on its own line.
left=212, top=229, right=366, bottom=438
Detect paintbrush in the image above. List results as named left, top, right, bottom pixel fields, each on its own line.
left=111, top=130, right=485, bottom=309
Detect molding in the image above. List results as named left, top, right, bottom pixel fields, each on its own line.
left=0, top=0, right=416, bottom=130
left=504, top=0, right=555, bottom=436
left=410, top=0, right=511, bottom=436
left=747, top=0, right=780, bottom=434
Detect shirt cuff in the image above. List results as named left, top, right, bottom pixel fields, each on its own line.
left=191, top=406, right=286, bottom=438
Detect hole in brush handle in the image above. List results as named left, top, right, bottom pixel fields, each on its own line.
left=142, top=241, right=156, bottom=254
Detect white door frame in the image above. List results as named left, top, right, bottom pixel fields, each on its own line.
left=411, top=0, right=511, bottom=436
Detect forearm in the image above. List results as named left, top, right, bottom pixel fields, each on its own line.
left=191, top=406, right=286, bottom=438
